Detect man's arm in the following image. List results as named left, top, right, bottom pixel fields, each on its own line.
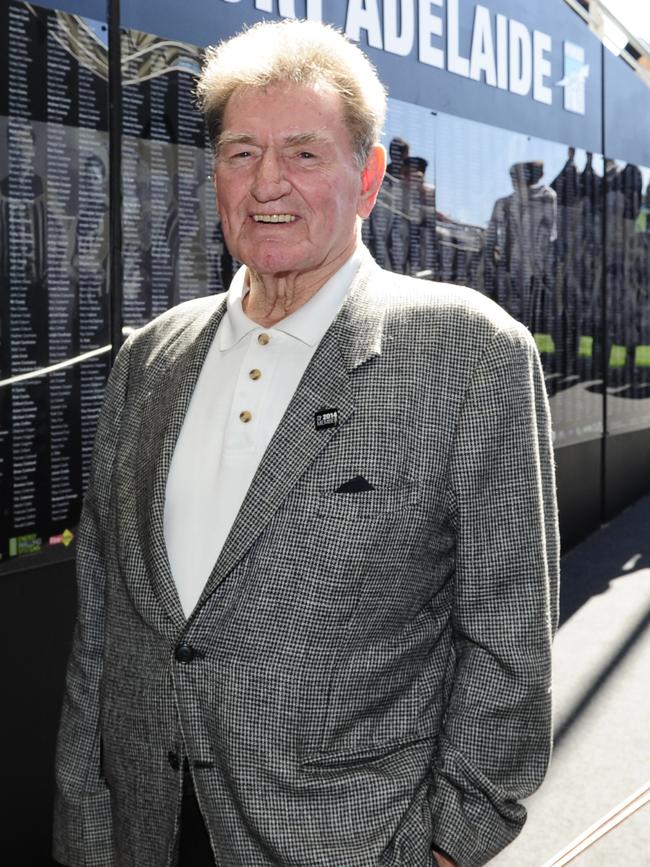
left=430, top=322, right=560, bottom=867
left=53, top=338, right=133, bottom=867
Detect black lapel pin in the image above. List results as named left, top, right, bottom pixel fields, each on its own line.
left=315, top=408, right=339, bottom=430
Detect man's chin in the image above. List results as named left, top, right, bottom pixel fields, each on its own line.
left=241, top=248, right=313, bottom=282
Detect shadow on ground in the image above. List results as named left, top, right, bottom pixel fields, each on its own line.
left=559, top=495, right=650, bottom=626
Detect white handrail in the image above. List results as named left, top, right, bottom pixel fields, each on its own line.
left=0, top=345, right=111, bottom=388
left=542, top=780, right=650, bottom=866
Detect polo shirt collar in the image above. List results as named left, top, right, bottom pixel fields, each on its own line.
left=219, top=246, right=364, bottom=350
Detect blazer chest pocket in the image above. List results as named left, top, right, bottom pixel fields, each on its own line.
left=317, top=480, right=421, bottom=519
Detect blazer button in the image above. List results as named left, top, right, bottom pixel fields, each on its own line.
left=167, top=750, right=180, bottom=771
left=175, top=642, right=195, bottom=663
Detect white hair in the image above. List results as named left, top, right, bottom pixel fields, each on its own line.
left=196, top=19, right=387, bottom=168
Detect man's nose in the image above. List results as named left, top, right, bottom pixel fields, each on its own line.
left=251, top=150, right=290, bottom=200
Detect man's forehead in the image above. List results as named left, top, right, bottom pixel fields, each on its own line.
left=218, top=81, right=355, bottom=155
left=225, top=81, right=343, bottom=121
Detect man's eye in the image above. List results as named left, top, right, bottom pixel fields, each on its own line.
left=298, top=151, right=315, bottom=160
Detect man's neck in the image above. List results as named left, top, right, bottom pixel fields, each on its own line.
left=242, top=242, right=357, bottom=327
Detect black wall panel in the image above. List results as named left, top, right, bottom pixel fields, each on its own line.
left=1, top=558, right=76, bottom=866
left=605, top=428, right=650, bottom=522
left=555, top=439, right=603, bottom=552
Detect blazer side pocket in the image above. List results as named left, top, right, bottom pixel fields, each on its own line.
left=300, top=733, right=432, bottom=770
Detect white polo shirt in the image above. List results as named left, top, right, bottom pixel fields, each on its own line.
left=163, top=248, right=364, bottom=618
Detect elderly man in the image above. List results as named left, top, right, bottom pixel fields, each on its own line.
left=54, top=19, right=559, bottom=867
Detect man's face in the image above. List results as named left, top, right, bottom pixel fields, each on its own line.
left=214, top=82, right=383, bottom=279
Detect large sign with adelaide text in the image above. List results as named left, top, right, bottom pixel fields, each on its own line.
left=119, top=0, right=603, bottom=154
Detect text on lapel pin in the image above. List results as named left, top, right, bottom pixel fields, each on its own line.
left=315, top=409, right=339, bottom=430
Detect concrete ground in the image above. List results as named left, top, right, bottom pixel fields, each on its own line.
left=491, top=496, right=650, bottom=866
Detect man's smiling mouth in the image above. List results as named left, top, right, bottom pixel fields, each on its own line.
left=252, top=214, right=297, bottom=223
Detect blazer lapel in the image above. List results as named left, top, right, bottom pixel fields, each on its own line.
left=196, top=257, right=387, bottom=606
left=136, top=297, right=227, bottom=627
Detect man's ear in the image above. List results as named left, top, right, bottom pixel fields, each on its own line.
left=358, top=144, right=386, bottom=219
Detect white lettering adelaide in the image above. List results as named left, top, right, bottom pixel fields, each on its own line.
left=496, top=13, right=508, bottom=90
left=509, top=18, right=532, bottom=97
left=220, top=0, right=582, bottom=111
left=447, top=0, right=469, bottom=76
left=384, top=0, right=415, bottom=56
left=469, top=5, right=496, bottom=86
left=533, top=29, right=553, bottom=105
left=418, top=0, right=444, bottom=68
left=346, top=0, right=383, bottom=49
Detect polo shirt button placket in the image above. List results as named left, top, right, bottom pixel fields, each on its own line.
left=238, top=332, right=269, bottom=427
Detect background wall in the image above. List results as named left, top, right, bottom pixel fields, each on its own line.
left=2, top=0, right=650, bottom=862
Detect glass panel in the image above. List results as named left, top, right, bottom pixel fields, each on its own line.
left=605, top=161, right=650, bottom=435
left=0, top=1, right=109, bottom=565
left=120, top=26, right=225, bottom=333
left=600, top=47, right=650, bottom=441
left=363, top=98, right=436, bottom=279
left=378, top=105, right=606, bottom=448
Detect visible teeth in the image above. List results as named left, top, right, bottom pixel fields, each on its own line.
left=253, top=214, right=296, bottom=223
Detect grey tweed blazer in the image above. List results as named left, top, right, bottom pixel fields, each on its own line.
left=53, top=254, right=559, bottom=867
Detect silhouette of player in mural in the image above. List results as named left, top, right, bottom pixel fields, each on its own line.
left=405, top=156, right=438, bottom=279
left=484, top=160, right=557, bottom=337
left=362, top=137, right=439, bottom=278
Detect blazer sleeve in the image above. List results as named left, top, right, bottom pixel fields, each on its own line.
left=429, top=322, right=560, bottom=867
left=53, top=337, right=133, bottom=867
